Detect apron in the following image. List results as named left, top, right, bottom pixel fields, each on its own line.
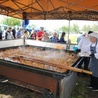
left=90, top=41, right=98, bottom=77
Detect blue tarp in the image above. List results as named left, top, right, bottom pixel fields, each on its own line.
left=22, top=19, right=29, bottom=28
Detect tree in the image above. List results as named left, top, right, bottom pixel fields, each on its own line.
left=71, top=24, right=79, bottom=33
left=91, top=22, right=98, bottom=31
left=0, top=17, right=21, bottom=26
left=27, top=24, right=36, bottom=29
left=59, top=26, right=68, bottom=32
left=82, top=25, right=92, bottom=32
left=59, top=24, right=79, bottom=34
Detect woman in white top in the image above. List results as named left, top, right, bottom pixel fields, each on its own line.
left=84, top=32, right=98, bottom=91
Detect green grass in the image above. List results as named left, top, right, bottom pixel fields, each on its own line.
left=70, top=75, right=98, bottom=98
left=65, top=34, right=79, bottom=44
left=70, top=75, right=89, bottom=98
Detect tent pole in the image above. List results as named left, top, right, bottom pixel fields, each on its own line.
left=22, top=12, right=27, bottom=20
left=68, top=19, right=70, bottom=41
left=67, top=19, right=71, bottom=49
left=67, top=11, right=72, bottom=49
left=22, top=12, right=26, bottom=46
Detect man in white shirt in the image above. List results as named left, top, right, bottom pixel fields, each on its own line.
left=77, top=32, right=86, bottom=44
left=77, top=31, right=93, bottom=72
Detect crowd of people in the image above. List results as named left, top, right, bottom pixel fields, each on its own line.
left=0, top=26, right=30, bottom=40
left=30, top=27, right=68, bottom=43
left=0, top=26, right=70, bottom=45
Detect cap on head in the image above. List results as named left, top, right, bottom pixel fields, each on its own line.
left=89, top=32, right=98, bottom=38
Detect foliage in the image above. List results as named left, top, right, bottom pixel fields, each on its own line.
left=59, top=26, right=68, bottom=32
left=1, top=17, right=21, bottom=26
left=59, top=24, right=79, bottom=33
left=59, top=22, right=98, bottom=34
left=53, top=27, right=60, bottom=33
left=91, top=22, right=98, bottom=31
left=81, top=25, right=92, bottom=32
left=71, top=24, right=79, bottom=33
left=27, top=24, right=36, bottom=29
left=65, top=34, right=78, bottom=44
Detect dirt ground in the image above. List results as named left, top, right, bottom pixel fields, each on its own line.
left=0, top=82, right=43, bottom=98
left=0, top=75, right=98, bottom=98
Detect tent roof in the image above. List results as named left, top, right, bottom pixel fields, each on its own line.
left=0, top=0, right=98, bottom=20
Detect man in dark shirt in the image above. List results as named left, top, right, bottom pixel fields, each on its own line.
left=12, top=27, right=16, bottom=39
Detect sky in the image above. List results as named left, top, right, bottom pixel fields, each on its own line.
left=0, top=15, right=97, bottom=31
left=30, top=20, right=96, bottom=31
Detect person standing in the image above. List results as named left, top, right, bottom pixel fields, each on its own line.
left=2, top=27, right=7, bottom=40
left=24, top=29, right=30, bottom=38
left=59, top=32, right=66, bottom=43
left=36, top=27, right=45, bottom=40
left=5, top=27, right=14, bottom=40
left=51, top=32, right=59, bottom=42
left=77, top=32, right=86, bottom=44
left=77, top=31, right=93, bottom=71
left=42, top=32, right=50, bottom=42
left=12, top=27, right=16, bottom=39
left=84, top=32, right=98, bottom=91
left=16, top=28, right=22, bottom=39
left=30, top=30, right=37, bottom=40
left=0, top=26, right=2, bottom=40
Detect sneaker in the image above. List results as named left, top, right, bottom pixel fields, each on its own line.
left=87, top=85, right=93, bottom=89
left=87, top=86, right=93, bottom=89
left=92, top=88, right=98, bottom=91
